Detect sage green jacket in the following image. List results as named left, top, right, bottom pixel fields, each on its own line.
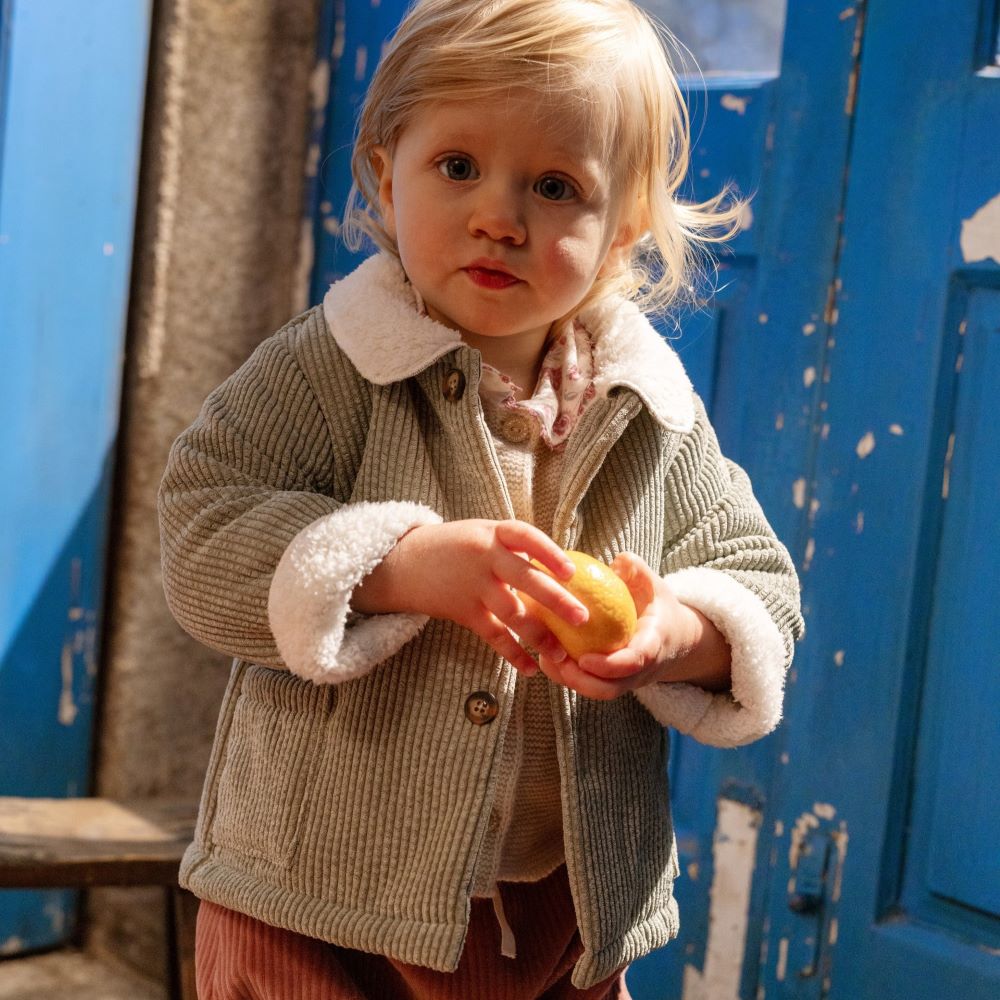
left=158, top=254, right=803, bottom=988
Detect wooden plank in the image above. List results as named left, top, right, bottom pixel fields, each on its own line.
left=0, top=798, right=195, bottom=888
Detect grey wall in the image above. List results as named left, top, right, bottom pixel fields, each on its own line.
left=87, top=0, right=322, bottom=979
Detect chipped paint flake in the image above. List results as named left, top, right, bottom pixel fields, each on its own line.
left=942, top=432, right=955, bottom=498
left=687, top=861, right=700, bottom=881
left=774, top=820, right=784, bottom=837
left=889, top=423, right=904, bottom=436
left=956, top=351, right=965, bottom=373
left=813, top=802, right=837, bottom=820
left=759, top=312, right=769, bottom=324
left=803, top=366, right=817, bottom=388
left=960, top=192, right=1000, bottom=264
left=792, top=478, right=807, bottom=509
left=59, top=639, right=78, bottom=727
left=855, top=510, right=864, bottom=533
left=856, top=431, right=876, bottom=458
left=305, top=141, right=321, bottom=178
left=803, top=538, right=815, bottom=570
left=828, top=917, right=839, bottom=945
left=776, top=938, right=789, bottom=981
left=310, top=58, right=330, bottom=111
left=839, top=6, right=856, bottom=18
left=830, top=823, right=850, bottom=902
left=720, top=92, right=749, bottom=115
left=780, top=752, right=790, bottom=765
left=682, top=799, right=760, bottom=1000
left=775, top=412, right=784, bottom=430
left=1, top=936, right=26, bottom=956
left=834, top=650, right=845, bottom=667
left=354, top=44, right=368, bottom=81
left=802, top=322, right=816, bottom=335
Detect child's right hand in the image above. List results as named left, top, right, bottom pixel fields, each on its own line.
left=351, top=519, right=589, bottom=675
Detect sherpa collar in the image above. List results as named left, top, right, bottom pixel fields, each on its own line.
left=322, top=253, right=695, bottom=433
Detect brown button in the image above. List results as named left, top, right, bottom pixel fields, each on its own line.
left=464, top=690, right=499, bottom=725
left=442, top=368, right=466, bottom=402
left=496, top=412, right=534, bottom=444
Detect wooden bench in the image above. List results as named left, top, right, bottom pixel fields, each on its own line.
left=0, top=796, right=199, bottom=1000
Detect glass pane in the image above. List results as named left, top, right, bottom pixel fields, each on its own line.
left=640, top=0, right=787, bottom=76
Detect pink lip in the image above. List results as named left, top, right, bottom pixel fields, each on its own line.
left=464, top=259, right=521, bottom=290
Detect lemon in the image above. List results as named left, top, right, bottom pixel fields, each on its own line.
left=520, top=551, right=637, bottom=661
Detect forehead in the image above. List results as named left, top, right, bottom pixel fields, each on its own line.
left=399, top=90, right=612, bottom=167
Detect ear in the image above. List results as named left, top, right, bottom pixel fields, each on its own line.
left=600, top=191, right=648, bottom=277
left=371, top=145, right=396, bottom=239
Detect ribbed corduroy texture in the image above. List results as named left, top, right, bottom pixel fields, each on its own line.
left=158, top=270, right=804, bottom=988
left=195, top=865, right=629, bottom=999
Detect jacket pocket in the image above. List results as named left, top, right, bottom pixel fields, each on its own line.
left=210, top=664, right=333, bottom=868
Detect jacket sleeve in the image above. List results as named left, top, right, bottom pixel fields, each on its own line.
left=157, top=314, right=440, bottom=685
left=633, top=395, right=805, bottom=747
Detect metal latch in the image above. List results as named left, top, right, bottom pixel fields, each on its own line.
left=788, top=827, right=831, bottom=915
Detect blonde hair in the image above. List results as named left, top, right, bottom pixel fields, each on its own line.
left=343, top=0, right=746, bottom=319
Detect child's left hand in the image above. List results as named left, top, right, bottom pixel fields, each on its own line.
left=536, top=552, right=732, bottom=699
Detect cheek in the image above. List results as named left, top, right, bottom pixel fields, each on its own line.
left=545, top=231, right=611, bottom=284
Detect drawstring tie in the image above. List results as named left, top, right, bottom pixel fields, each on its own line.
left=490, top=884, right=518, bottom=959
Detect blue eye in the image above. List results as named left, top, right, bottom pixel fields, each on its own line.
left=535, top=176, right=575, bottom=201
left=438, top=157, right=478, bottom=181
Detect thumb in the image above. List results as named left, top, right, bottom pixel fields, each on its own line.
left=611, top=552, right=655, bottom=616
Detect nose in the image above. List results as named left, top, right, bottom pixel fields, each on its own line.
left=468, top=182, right=526, bottom=244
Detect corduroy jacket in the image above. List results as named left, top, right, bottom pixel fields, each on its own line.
left=158, top=253, right=804, bottom=988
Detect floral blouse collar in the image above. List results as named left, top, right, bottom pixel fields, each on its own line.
left=478, top=322, right=598, bottom=450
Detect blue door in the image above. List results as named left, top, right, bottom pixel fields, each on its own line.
left=756, top=0, right=1000, bottom=996
left=0, top=0, right=151, bottom=955
left=307, top=2, right=1000, bottom=997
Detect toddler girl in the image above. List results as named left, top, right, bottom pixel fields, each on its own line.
left=159, top=1, right=804, bottom=997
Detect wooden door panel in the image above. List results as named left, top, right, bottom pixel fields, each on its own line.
left=921, top=287, right=999, bottom=919
left=757, top=0, right=1000, bottom=996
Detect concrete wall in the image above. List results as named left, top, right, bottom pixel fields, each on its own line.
left=87, top=0, right=322, bottom=979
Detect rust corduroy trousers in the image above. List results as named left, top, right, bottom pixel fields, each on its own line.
left=194, top=864, right=631, bottom=999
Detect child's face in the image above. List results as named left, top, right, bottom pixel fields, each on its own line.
left=373, top=90, right=632, bottom=354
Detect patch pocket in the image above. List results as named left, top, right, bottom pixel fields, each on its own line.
left=211, top=667, right=332, bottom=868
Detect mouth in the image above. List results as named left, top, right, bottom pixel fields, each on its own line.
left=464, top=260, right=522, bottom=290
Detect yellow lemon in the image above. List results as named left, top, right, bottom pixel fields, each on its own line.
left=521, top=551, right=637, bottom=661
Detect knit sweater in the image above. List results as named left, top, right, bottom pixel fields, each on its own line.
left=472, top=424, right=567, bottom=905
left=158, top=253, right=804, bottom=988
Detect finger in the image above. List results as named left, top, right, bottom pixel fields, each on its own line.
left=494, top=520, right=576, bottom=581
left=486, top=587, right=566, bottom=661
left=545, top=654, right=622, bottom=701
left=482, top=583, right=568, bottom=662
left=480, top=613, right=539, bottom=676
left=576, top=647, right=647, bottom=680
left=495, top=551, right=588, bottom=625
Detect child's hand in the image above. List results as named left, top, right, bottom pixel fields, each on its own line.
left=355, top=519, right=589, bottom=675
left=536, top=552, right=732, bottom=698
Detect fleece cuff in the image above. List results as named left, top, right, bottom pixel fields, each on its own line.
left=634, top=567, right=788, bottom=747
left=268, top=501, right=442, bottom=684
